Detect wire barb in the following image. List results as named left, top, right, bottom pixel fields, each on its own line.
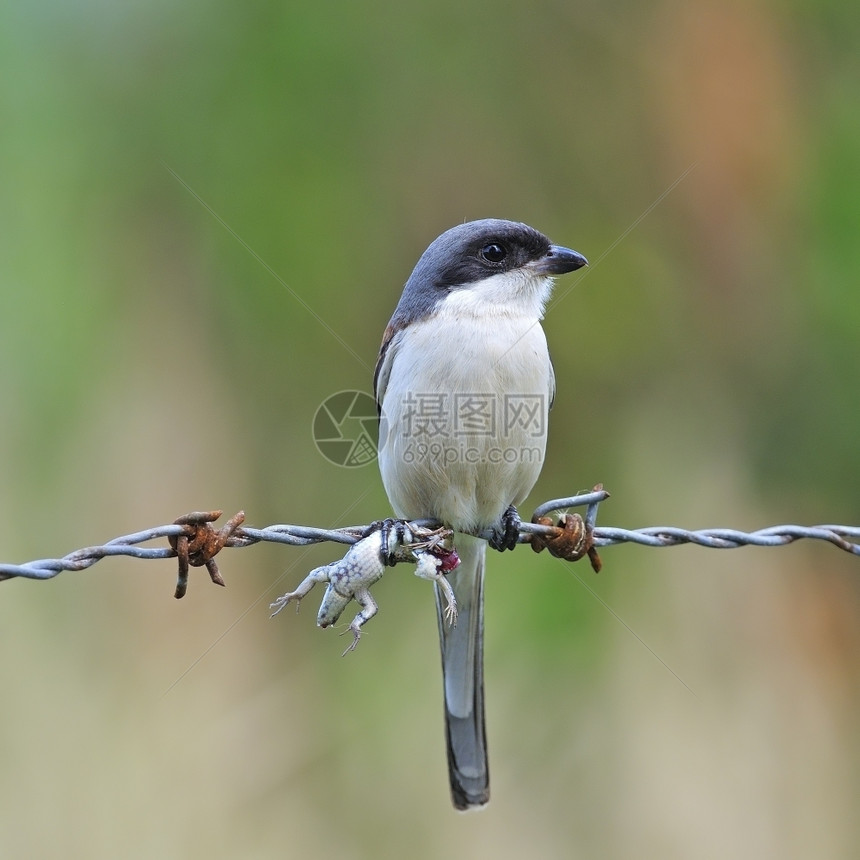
left=1, top=490, right=858, bottom=591
left=168, top=510, right=246, bottom=598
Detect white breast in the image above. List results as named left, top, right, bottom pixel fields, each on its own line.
left=378, top=296, right=553, bottom=532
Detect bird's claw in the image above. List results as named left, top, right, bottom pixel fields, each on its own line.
left=488, top=504, right=521, bottom=552
left=363, top=518, right=411, bottom=566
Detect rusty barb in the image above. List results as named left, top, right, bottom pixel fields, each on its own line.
left=169, top=510, right=246, bottom=599
left=525, top=485, right=605, bottom=573
left=530, top=514, right=603, bottom=572
left=2, top=488, right=860, bottom=592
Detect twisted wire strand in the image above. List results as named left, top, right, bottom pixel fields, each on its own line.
left=1, top=491, right=858, bottom=585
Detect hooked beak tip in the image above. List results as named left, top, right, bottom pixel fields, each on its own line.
left=538, top=245, right=588, bottom=275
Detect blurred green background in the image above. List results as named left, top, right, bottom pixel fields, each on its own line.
left=2, top=0, right=859, bottom=857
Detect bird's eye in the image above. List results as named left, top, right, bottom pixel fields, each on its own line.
left=480, top=243, right=507, bottom=264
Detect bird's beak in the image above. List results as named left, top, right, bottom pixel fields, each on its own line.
left=534, top=244, right=588, bottom=275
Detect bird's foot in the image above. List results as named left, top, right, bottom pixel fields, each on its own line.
left=488, top=504, right=521, bottom=552
left=362, top=518, right=411, bottom=566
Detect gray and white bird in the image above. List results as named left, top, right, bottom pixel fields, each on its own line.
left=374, top=219, right=587, bottom=810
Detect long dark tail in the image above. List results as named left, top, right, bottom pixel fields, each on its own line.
left=435, top=534, right=489, bottom=810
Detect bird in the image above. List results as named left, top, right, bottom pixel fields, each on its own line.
left=374, top=219, right=587, bottom=810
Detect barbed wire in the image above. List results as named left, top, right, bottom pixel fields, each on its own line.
left=1, top=489, right=858, bottom=593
